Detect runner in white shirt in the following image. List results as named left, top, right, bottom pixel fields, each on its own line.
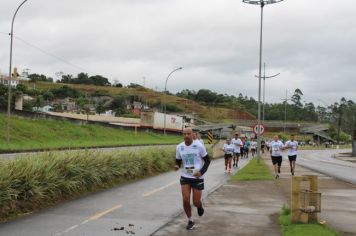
left=269, top=135, right=284, bottom=179
left=222, top=138, right=234, bottom=173
left=197, top=133, right=205, bottom=146
left=250, top=139, right=257, bottom=157
left=231, top=133, right=243, bottom=168
left=285, top=134, right=298, bottom=175
left=175, top=128, right=211, bottom=230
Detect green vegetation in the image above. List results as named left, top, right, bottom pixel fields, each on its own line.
left=0, top=148, right=175, bottom=221
left=0, top=114, right=181, bottom=153
left=20, top=81, right=254, bottom=122
left=230, top=157, right=274, bottom=181
left=279, top=204, right=338, bottom=236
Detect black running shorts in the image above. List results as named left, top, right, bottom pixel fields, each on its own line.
left=180, top=176, right=204, bottom=190
left=224, top=153, right=233, bottom=159
left=288, top=155, right=297, bottom=162
left=271, top=156, right=282, bottom=166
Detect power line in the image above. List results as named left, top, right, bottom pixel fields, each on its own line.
left=1, top=32, right=88, bottom=73
left=14, top=36, right=88, bottom=72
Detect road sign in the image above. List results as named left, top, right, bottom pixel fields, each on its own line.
left=253, top=124, right=265, bottom=135
left=207, top=131, right=213, bottom=144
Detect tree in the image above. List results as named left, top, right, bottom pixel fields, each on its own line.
left=50, top=86, right=81, bottom=98
left=58, top=74, right=73, bottom=83
left=28, top=73, right=53, bottom=83
left=16, top=83, right=28, bottom=93
left=90, top=75, right=111, bottom=86
left=110, top=96, right=127, bottom=115
left=291, top=88, right=303, bottom=108
left=95, top=101, right=106, bottom=115
left=43, top=91, right=54, bottom=102
left=127, top=83, right=143, bottom=88
left=329, top=98, right=347, bottom=144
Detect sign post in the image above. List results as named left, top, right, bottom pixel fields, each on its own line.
left=253, top=124, right=265, bottom=135
left=207, top=130, right=213, bottom=144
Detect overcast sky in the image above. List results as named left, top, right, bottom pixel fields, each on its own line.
left=0, top=0, right=355, bottom=106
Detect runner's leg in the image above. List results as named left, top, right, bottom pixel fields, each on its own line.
left=192, top=188, right=203, bottom=208
left=181, top=184, right=192, bottom=218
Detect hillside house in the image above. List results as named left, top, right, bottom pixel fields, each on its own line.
left=0, top=75, right=19, bottom=88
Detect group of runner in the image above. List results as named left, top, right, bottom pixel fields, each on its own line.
left=269, top=134, right=298, bottom=179
left=222, top=133, right=258, bottom=173
left=174, top=128, right=298, bottom=230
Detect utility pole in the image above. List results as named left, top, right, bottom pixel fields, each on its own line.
left=255, top=63, right=280, bottom=122
left=281, top=89, right=291, bottom=133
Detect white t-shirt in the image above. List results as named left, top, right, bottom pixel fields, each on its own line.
left=231, top=138, right=242, bottom=153
left=285, top=140, right=298, bottom=156
left=176, top=140, right=208, bottom=179
left=223, top=143, right=234, bottom=155
left=270, top=140, right=284, bottom=156
left=198, top=138, right=204, bottom=146
left=250, top=141, right=257, bottom=149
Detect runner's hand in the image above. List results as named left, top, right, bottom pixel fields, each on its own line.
left=193, top=171, right=202, bottom=177
left=174, top=165, right=180, bottom=171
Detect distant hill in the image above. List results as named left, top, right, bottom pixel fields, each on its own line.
left=22, top=81, right=255, bottom=122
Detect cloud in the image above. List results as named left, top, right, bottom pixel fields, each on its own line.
left=0, top=0, right=355, bottom=106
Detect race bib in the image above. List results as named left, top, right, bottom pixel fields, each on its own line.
left=184, top=166, right=195, bottom=175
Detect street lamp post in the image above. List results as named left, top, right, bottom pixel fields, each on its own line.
left=255, top=63, right=280, bottom=122
left=7, top=0, right=29, bottom=143
left=281, top=89, right=291, bottom=133
left=163, top=67, right=182, bottom=135
left=242, top=0, right=283, bottom=161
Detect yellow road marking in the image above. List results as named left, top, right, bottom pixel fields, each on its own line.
left=88, top=204, right=122, bottom=221
left=143, top=181, right=177, bottom=197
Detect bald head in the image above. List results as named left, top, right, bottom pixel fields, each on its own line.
left=183, top=128, right=193, bottom=145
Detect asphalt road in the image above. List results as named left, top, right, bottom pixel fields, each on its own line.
left=0, top=156, right=250, bottom=236
left=291, top=149, right=356, bottom=185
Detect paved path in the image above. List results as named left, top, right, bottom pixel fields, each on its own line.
left=0, top=158, right=249, bottom=236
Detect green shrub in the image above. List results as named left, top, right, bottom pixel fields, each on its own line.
left=0, top=147, right=175, bottom=221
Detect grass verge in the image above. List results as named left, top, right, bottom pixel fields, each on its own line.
left=230, top=157, right=274, bottom=181
left=279, top=204, right=338, bottom=236
left=0, top=147, right=176, bottom=221
left=0, top=114, right=181, bottom=153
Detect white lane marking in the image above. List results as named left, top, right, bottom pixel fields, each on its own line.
left=88, top=204, right=123, bottom=221
left=55, top=204, right=122, bottom=235
left=63, top=225, right=78, bottom=233
left=80, top=219, right=89, bottom=225
left=143, top=181, right=177, bottom=197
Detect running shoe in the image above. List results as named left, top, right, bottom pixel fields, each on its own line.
left=197, top=205, right=205, bottom=216
left=186, top=220, right=195, bottom=230
left=278, top=167, right=281, bottom=173
left=275, top=174, right=279, bottom=179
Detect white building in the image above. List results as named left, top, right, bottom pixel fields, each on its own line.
left=0, top=75, right=19, bottom=88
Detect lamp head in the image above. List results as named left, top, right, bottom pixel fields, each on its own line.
left=242, top=0, right=283, bottom=5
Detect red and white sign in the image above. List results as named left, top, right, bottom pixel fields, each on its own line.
left=253, top=124, right=265, bottom=135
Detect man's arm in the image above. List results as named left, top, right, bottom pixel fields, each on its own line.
left=175, top=159, right=182, bottom=171
left=194, top=154, right=211, bottom=177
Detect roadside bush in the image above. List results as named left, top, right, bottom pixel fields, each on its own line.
left=0, top=148, right=175, bottom=221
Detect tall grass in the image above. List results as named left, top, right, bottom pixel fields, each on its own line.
left=0, top=147, right=175, bottom=221
left=0, top=114, right=181, bottom=152
left=279, top=204, right=338, bottom=236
